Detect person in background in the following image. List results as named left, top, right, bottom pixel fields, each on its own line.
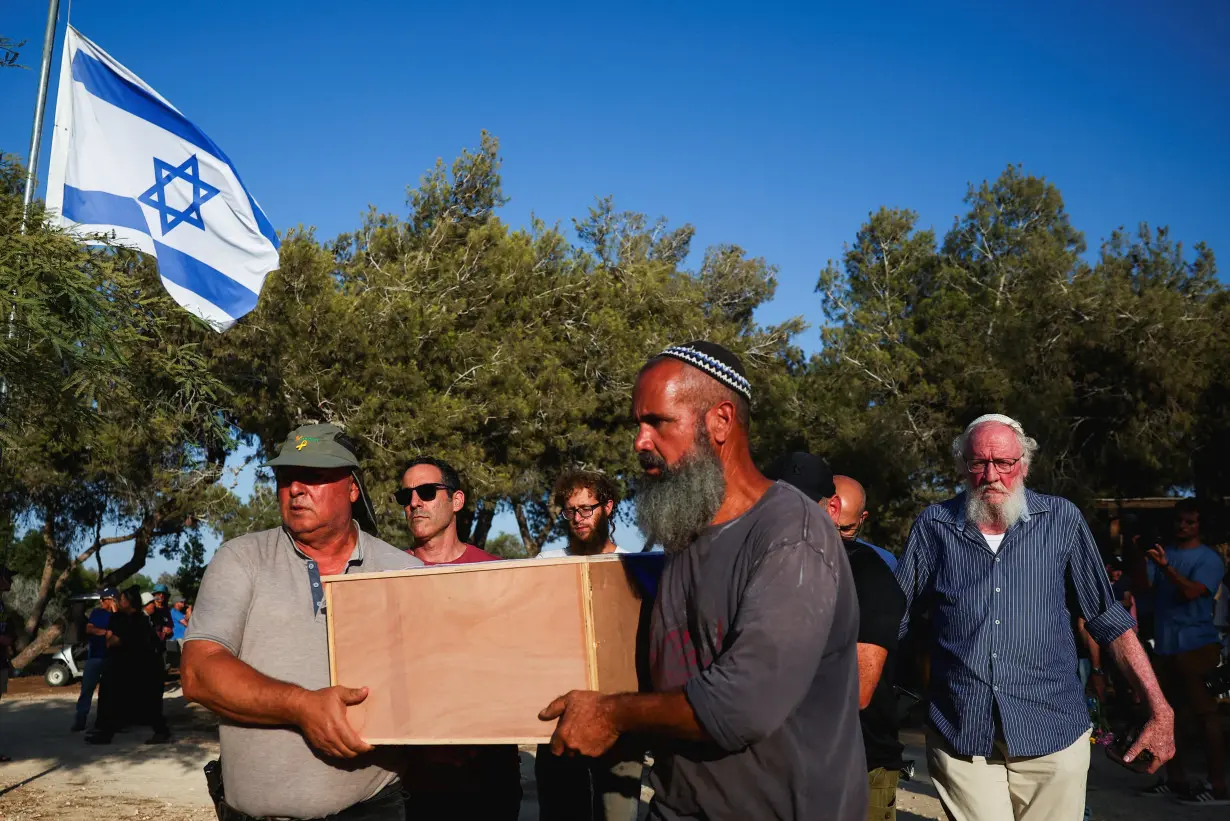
left=398, top=457, right=505, bottom=567
left=171, top=599, right=189, bottom=644
left=0, top=564, right=15, bottom=762
left=72, top=588, right=118, bottom=732
left=1133, top=499, right=1227, bottom=805
left=88, top=585, right=170, bottom=745
left=896, top=414, right=1172, bottom=821
left=834, top=474, right=897, bottom=571
left=395, top=455, right=521, bottom=819
left=773, top=455, right=908, bottom=820
left=536, top=469, right=643, bottom=821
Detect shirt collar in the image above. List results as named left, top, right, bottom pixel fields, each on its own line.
left=284, top=521, right=366, bottom=568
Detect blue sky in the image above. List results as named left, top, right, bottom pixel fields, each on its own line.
left=3, top=0, right=1228, bottom=576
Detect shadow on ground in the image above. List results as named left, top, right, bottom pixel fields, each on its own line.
left=0, top=689, right=218, bottom=776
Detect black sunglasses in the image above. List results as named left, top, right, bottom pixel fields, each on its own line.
left=393, top=483, right=455, bottom=506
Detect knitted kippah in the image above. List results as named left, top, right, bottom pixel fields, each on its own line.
left=658, top=341, right=752, bottom=402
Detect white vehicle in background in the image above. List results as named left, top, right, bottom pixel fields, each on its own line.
left=43, top=593, right=99, bottom=687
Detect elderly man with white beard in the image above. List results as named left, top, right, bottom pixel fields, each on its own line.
left=895, top=414, right=1175, bottom=821
left=539, top=341, right=866, bottom=821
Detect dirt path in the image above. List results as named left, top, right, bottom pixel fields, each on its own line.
left=0, top=684, right=1215, bottom=821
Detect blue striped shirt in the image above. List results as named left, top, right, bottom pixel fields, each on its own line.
left=895, top=489, right=1135, bottom=757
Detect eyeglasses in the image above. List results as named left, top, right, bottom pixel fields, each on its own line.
left=560, top=503, right=602, bottom=521
left=964, top=457, right=1022, bottom=475
left=837, top=521, right=862, bottom=538
left=393, top=484, right=455, bottom=506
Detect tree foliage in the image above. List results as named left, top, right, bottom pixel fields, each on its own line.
left=0, top=155, right=233, bottom=664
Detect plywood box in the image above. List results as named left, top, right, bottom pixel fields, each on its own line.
left=323, top=553, right=663, bottom=745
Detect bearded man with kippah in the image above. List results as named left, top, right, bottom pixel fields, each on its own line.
left=895, top=414, right=1175, bottom=821
left=539, top=341, right=867, bottom=821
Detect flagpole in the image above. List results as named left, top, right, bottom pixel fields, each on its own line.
left=21, top=0, right=62, bottom=224
left=4, top=0, right=61, bottom=473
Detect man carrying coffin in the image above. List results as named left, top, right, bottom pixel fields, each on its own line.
left=540, top=341, right=867, bottom=821
left=182, top=424, right=421, bottom=821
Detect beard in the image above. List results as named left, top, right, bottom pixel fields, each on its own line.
left=635, top=428, right=727, bottom=555
left=567, top=509, right=612, bottom=556
left=965, top=479, right=1028, bottom=530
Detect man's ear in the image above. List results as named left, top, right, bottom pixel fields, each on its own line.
left=824, top=495, right=842, bottom=526
left=705, top=400, right=737, bottom=446
left=349, top=477, right=361, bottom=504
left=452, top=489, right=466, bottom=514
left=603, top=500, right=615, bottom=518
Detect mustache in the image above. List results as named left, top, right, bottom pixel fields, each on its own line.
left=638, top=451, right=667, bottom=471
left=976, top=480, right=1009, bottom=496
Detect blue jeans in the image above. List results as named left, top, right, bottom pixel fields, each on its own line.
left=75, top=658, right=105, bottom=726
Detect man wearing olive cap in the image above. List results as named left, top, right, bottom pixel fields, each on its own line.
left=182, top=423, right=421, bottom=821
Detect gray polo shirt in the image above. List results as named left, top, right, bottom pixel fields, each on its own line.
left=186, top=526, right=421, bottom=818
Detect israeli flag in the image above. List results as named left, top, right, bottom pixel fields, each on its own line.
left=46, top=27, right=278, bottom=330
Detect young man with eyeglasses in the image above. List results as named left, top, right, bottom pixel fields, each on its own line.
left=895, top=414, right=1174, bottom=821
left=535, top=470, right=643, bottom=821
left=834, top=475, right=897, bottom=571
left=396, top=456, right=522, bottom=819
left=537, top=470, right=630, bottom=559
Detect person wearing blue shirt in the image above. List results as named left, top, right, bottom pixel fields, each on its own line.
left=73, top=588, right=118, bottom=732
left=896, top=414, right=1174, bottom=821
left=1136, top=500, right=1227, bottom=805
left=834, top=475, right=897, bottom=571
left=171, top=600, right=189, bottom=642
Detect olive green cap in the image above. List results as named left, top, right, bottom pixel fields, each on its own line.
left=263, top=423, right=360, bottom=469
left=263, top=423, right=379, bottom=535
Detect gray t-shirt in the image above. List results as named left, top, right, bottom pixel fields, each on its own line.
left=186, top=526, right=421, bottom=818
left=647, top=482, right=866, bottom=821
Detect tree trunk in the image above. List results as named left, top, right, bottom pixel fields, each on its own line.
left=470, top=503, right=495, bottom=549
left=99, top=513, right=157, bottom=589
left=513, top=501, right=538, bottom=556
left=21, top=511, right=61, bottom=649
left=9, top=622, right=63, bottom=670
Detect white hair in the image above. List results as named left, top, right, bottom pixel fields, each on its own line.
left=951, top=414, right=1039, bottom=476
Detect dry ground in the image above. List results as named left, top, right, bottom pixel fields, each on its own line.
left=0, top=677, right=1221, bottom=821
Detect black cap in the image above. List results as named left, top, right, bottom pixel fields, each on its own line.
left=764, top=451, right=836, bottom=502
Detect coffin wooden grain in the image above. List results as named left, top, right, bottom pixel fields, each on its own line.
left=323, top=553, right=660, bottom=745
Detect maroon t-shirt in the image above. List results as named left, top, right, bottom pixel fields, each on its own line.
left=416, top=544, right=502, bottom=565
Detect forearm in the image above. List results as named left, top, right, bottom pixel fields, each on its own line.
left=1160, top=564, right=1205, bottom=601
left=607, top=690, right=710, bottom=743
left=181, top=642, right=307, bottom=727
left=1107, top=631, right=1171, bottom=716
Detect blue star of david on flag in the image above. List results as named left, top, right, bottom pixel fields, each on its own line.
left=137, top=154, right=220, bottom=234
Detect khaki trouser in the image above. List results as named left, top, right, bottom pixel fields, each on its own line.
left=926, top=727, right=1090, bottom=821
left=867, top=767, right=899, bottom=821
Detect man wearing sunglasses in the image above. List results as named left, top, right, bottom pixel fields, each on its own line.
left=396, top=456, right=521, bottom=820
left=181, top=423, right=421, bottom=821
left=398, top=457, right=503, bottom=566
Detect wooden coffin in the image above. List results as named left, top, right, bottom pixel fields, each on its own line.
left=323, top=553, right=662, bottom=744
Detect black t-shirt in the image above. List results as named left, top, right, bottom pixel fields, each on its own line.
left=845, top=538, right=907, bottom=771
left=648, top=482, right=866, bottom=821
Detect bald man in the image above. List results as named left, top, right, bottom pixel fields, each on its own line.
left=834, top=475, right=897, bottom=571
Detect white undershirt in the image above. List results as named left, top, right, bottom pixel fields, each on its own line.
left=982, top=532, right=1006, bottom=553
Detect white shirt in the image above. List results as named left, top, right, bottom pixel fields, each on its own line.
left=982, top=532, right=1006, bottom=553
left=537, top=542, right=634, bottom=559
